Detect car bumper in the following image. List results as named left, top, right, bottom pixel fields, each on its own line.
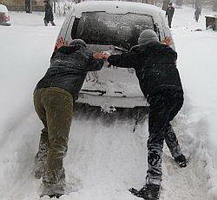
left=77, top=93, right=148, bottom=108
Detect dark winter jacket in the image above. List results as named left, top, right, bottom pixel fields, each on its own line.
left=35, top=44, right=104, bottom=100
left=44, top=2, right=54, bottom=22
left=194, top=6, right=201, bottom=19
left=108, top=41, right=183, bottom=99
left=166, top=6, right=175, bottom=19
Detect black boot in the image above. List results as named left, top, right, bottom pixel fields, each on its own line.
left=129, top=184, right=160, bottom=200
left=51, top=21, right=56, bottom=26
left=174, top=154, right=187, bottom=168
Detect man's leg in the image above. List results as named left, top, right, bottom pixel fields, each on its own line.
left=34, top=89, right=49, bottom=179
left=34, top=129, right=49, bottom=179
left=130, top=93, right=185, bottom=199
left=51, top=21, right=56, bottom=26
left=146, top=96, right=167, bottom=186
left=164, top=93, right=187, bottom=167
left=164, top=125, right=187, bottom=167
left=133, top=95, right=168, bottom=199
left=44, top=19, right=48, bottom=26
left=168, top=17, right=172, bottom=28
left=41, top=87, right=73, bottom=196
left=164, top=125, right=182, bottom=158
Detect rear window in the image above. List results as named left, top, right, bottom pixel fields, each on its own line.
left=71, top=12, right=154, bottom=50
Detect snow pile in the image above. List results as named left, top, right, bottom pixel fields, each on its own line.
left=172, top=6, right=217, bottom=199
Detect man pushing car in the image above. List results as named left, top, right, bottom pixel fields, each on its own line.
left=104, top=29, right=187, bottom=200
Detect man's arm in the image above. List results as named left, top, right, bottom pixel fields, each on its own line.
left=83, top=51, right=105, bottom=71
left=86, top=58, right=104, bottom=71
left=108, top=51, right=139, bottom=68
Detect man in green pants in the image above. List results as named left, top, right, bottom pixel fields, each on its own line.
left=34, top=39, right=106, bottom=198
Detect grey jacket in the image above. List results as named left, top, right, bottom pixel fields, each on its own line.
left=35, top=44, right=104, bottom=100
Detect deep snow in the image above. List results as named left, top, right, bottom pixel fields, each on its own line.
left=0, top=4, right=217, bottom=200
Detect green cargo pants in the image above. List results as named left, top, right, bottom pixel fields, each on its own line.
left=34, top=87, right=73, bottom=184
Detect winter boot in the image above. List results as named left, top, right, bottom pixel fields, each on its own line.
left=51, top=21, right=56, bottom=26
left=129, top=184, right=160, bottom=200
left=174, top=154, right=187, bottom=168
left=34, top=142, right=48, bottom=179
left=41, top=168, right=66, bottom=198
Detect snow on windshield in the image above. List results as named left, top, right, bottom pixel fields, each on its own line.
left=72, top=12, right=154, bottom=50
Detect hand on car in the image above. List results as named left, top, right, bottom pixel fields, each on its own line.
left=93, top=52, right=110, bottom=60
left=161, top=37, right=172, bottom=46
left=56, top=37, right=67, bottom=49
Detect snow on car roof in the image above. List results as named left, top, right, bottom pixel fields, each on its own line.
left=0, top=4, right=8, bottom=13
left=73, top=1, right=164, bottom=17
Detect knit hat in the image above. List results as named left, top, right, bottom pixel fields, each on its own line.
left=137, top=29, right=159, bottom=45
left=69, top=39, right=87, bottom=47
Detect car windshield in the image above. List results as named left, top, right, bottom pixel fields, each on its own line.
left=71, top=12, right=154, bottom=50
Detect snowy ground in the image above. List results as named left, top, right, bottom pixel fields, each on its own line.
left=0, top=5, right=217, bottom=200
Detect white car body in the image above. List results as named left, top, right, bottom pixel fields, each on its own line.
left=55, top=1, right=173, bottom=108
left=0, top=4, right=11, bottom=26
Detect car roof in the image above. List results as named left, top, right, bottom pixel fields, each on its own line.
left=0, top=4, right=8, bottom=13
left=72, top=1, right=164, bottom=17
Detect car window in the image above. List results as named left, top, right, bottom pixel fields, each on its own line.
left=71, top=12, right=154, bottom=50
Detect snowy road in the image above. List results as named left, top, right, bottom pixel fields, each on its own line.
left=0, top=6, right=217, bottom=200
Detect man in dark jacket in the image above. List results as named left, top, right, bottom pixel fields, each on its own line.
left=44, top=0, right=55, bottom=26
left=166, top=2, right=175, bottom=28
left=34, top=39, right=106, bottom=198
left=107, top=29, right=187, bottom=200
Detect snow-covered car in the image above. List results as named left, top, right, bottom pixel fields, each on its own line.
left=0, top=4, right=11, bottom=26
left=55, top=1, right=174, bottom=108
